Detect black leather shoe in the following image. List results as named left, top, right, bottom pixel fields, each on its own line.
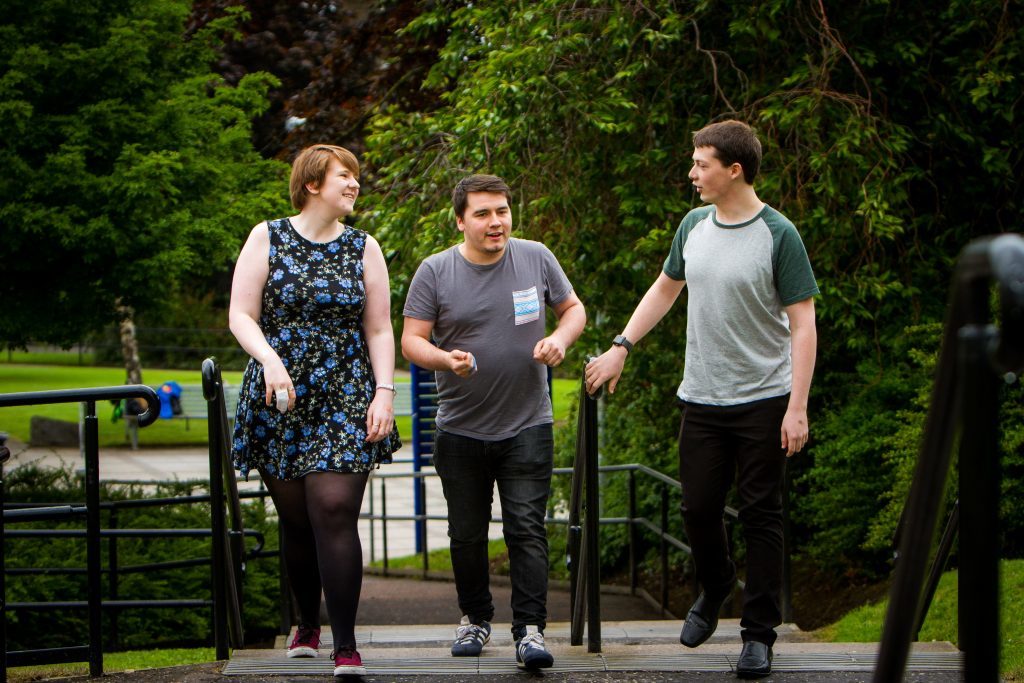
left=735, top=640, right=772, bottom=679
left=679, top=591, right=729, bottom=648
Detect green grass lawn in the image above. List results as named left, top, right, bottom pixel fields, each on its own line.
left=818, top=558, right=1023, bottom=680
left=0, top=364, right=578, bottom=449
left=6, top=647, right=217, bottom=682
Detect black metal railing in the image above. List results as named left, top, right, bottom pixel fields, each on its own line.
left=0, top=384, right=159, bottom=679
left=567, top=372, right=601, bottom=651
left=202, top=357, right=247, bottom=657
left=874, top=233, right=1023, bottom=683
left=361, top=366, right=764, bottom=641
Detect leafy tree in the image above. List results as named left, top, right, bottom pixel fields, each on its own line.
left=362, top=0, right=1023, bottom=579
left=0, top=0, right=290, bottom=350
left=188, top=0, right=447, bottom=160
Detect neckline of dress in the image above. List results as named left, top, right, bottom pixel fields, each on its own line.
left=284, top=217, right=348, bottom=245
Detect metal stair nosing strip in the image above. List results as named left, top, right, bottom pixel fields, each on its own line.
left=222, top=651, right=963, bottom=676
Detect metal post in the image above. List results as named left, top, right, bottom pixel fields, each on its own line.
left=781, top=465, right=793, bottom=623
left=278, top=518, right=291, bottom=635
left=410, top=365, right=425, bottom=553
left=1, top=446, right=9, bottom=682
left=957, top=325, right=1001, bottom=682
left=420, top=475, right=429, bottom=578
left=583, top=390, right=601, bottom=653
left=660, top=484, right=669, bottom=616
left=914, top=500, right=959, bottom=640
left=628, top=470, right=637, bottom=596
left=381, top=478, right=389, bottom=574
left=83, top=401, right=103, bottom=677
left=368, top=477, right=376, bottom=563
left=207, top=388, right=229, bottom=660
left=108, top=508, right=119, bottom=649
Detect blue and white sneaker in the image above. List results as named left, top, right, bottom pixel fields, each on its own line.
left=515, top=625, right=553, bottom=669
left=451, top=615, right=491, bottom=656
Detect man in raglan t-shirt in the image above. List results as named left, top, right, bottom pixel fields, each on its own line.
left=585, top=120, right=818, bottom=679
left=402, top=174, right=586, bottom=670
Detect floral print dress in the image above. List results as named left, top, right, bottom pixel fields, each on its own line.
left=232, top=218, right=400, bottom=480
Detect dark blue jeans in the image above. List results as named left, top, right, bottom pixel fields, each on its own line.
left=433, top=423, right=553, bottom=633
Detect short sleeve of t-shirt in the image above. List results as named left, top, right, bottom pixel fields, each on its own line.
left=542, top=247, right=573, bottom=307
left=403, top=260, right=439, bottom=320
left=663, top=206, right=714, bottom=280
left=766, top=212, right=819, bottom=305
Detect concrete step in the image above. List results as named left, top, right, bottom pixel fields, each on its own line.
left=222, top=621, right=960, bottom=677
left=273, top=619, right=804, bottom=649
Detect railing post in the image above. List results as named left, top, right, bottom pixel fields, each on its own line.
left=873, top=234, right=1023, bottom=682
left=278, top=519, right=291, bottom=635
left=628, top=469, right=637, bottom=596
left=368, top=477, right=376, bottom=563
left=568, top=375, right=588, bottom=646
left=83, top=400, right=103, bottom=677
left=381, top=479, right=389, bottom=574
left=957, top=325, right=1001, bottom=682
left=781, top=466, right=793, bottom=623
left=914, top=500, right=959, bottom=640
left=1, top=441, right=9, bottom=682
left=410, top=364, right=426, bottom=554
left=420, top=474, right=429, bottom=578
left=582, top=387, right=601, bottom=653
left=660, top=483, right=669, bottom=617
left=204, top=363, right=230, bottom=661
left=108, top=508, right=119, bottom=650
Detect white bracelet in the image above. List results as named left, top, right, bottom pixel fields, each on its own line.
left=376, top=384, right=397, bottom=394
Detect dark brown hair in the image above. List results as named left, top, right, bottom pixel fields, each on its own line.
left=452, top=174, right=511, bottom=219
left=692, top=121, right=762, bottom=184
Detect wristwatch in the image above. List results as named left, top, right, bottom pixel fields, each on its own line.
left=612, top=335, right=633, bottom=354
left=376, top=383, right=397, bottom=394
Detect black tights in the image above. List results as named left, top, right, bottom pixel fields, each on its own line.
left=261, top=470, right=369, bottom=652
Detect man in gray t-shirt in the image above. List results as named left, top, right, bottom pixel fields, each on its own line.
left=585, top=121, right=818, bottom=679
left=402, top=174, right=585, bottom=670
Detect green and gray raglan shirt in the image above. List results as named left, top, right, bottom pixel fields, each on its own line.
left=663, top=204, right=819, bottom=406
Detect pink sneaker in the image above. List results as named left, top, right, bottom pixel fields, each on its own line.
left=333, top=646, right=366, bottom=676
left=286, top=625, right=321, bottom=658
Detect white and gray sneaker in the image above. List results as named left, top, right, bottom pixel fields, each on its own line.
left=515, top=625, right=553, bottom=669
left=451, top=615, right=491, bottom=657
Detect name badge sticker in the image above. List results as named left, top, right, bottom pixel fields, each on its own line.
left=512, top=286, right=540, bottom=325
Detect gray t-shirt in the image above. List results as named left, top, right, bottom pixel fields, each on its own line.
left=663, top=205, right=819, bottom=406
left=404, top=237, right=574, bottom=440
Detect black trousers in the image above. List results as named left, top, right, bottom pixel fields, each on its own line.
left=678, top=394, right=789, bottom=646
left=433, top=424, right=554, bottom=633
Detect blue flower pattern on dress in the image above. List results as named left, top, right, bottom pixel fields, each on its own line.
left=231, top=218, right=400, bottom=480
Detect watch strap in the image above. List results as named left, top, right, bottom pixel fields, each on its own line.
left=612, top=335, right=633, bottom=354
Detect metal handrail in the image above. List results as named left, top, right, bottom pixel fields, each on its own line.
left=873, top=233, right=1023, bottom=683
left=202, top=357, right=246, bottom=657
left=0, top=384, right=159, bottom=679
left=567, top=371, right=601, bottom=651
left=364, top=450, right=757, bottom=626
